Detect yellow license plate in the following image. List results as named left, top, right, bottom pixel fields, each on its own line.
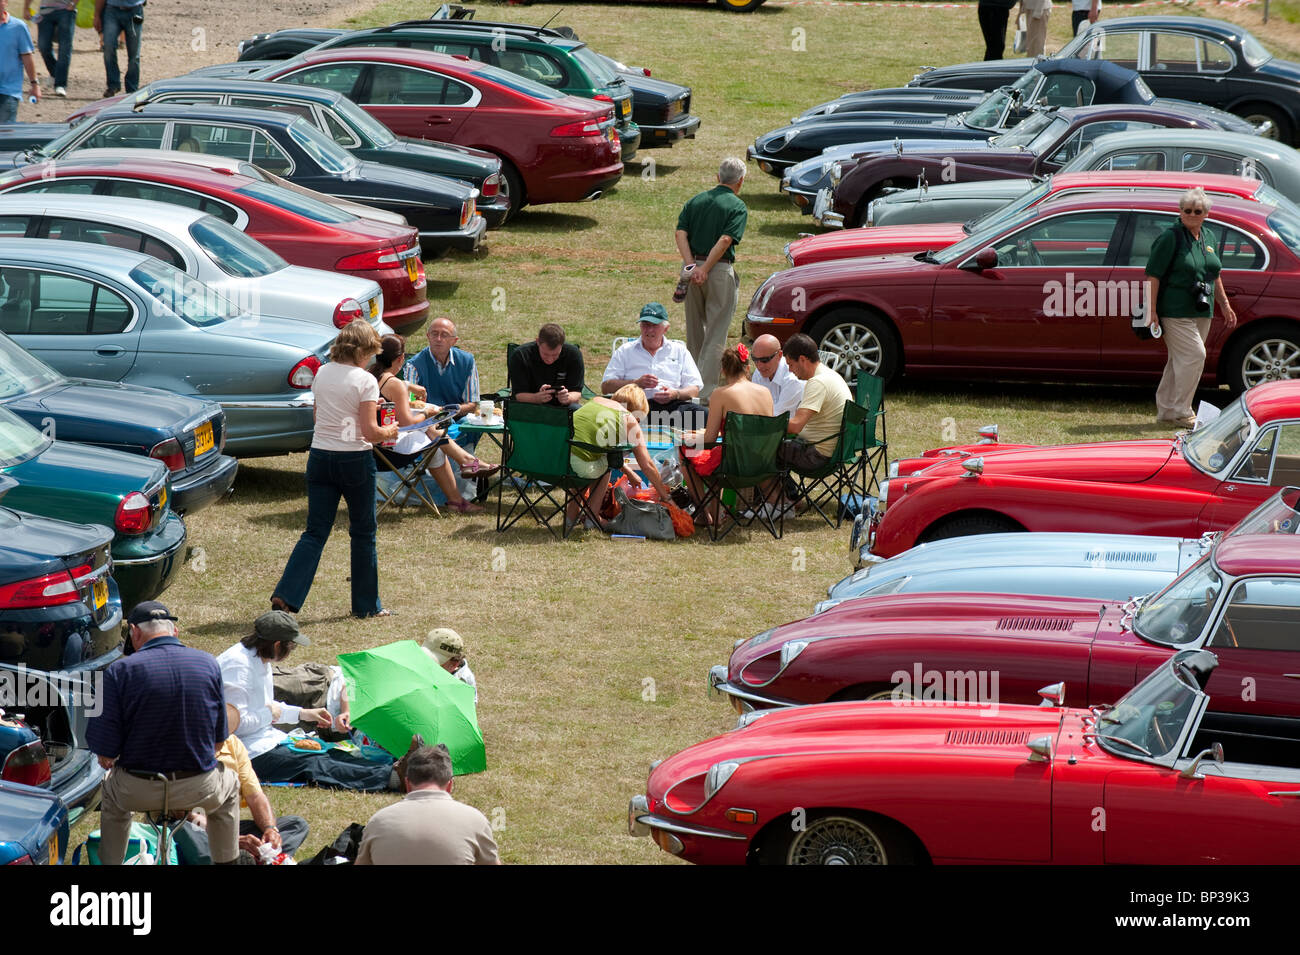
left=194, top=421, right=214, bottom=458
left=158, top=485, right=168, bottom=513
left=368, top=298, right=379, bottom=319
left=620, top=99, right=630, bottom=117
left=405, top=257, right=418, bottom=282
left=48, top=839, right=56, bottom=866
left=93, top=578, right=107, bottom=611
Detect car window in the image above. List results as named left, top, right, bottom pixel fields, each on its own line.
left=276, top=63, right=364, bottom=96
left=1216, top=223, right=1266, bottom=270
left=77, top=120, right=167, bottom=152
left=0, top=328, right=63, bottom=396
left=365, top=64, right=472, bottom=106
left=1039, top=75, right=1096, bottom=109
left=1234, top=426, right=1278, bottom=482
left=1151, top=32, right=1232, bottom=74
left=0, top=403, right=48, bottom=467
left=1235, top=422, right=1300, bottom=484
left=131, top=259, right=239, bottom=327
left=1048, top=122, right=1158, bottom=166
left=8, top=178, right=98, bottom=195
left=251, top=131, right=294, bottom=176
left=101, top=180, right=242, bottom=225
left=174, top=123, right=255, bottom=161
left=1081, top=29, right=1142, bottom=70
left=141, top=237, right=186, bottom=269
left=397, top=38, right=478, bottom=57
left=568, top=44, right=619, bottom=87
left=233, top=179, right=356, bottom=223
left=149, top=92, right=221, bottom=107
left=189, top=217, right=286, bottom=278
left=1092, top=150, right=1166, bottom=171
left=228, top=96, right=314, bottom=121
left=994, top=212, right=1122, bottom=268
left=9, top=270, right=134, bottom=335
left=319, top=108, right=360, bottom=147
left=0, top=216, right=28, bottom=238
left=286, top=118, right=355, bottom=175
left=1209, top=577, right=1300, bottom=650
left=42, top=218, right=185, bottom=270
left=495, top=50, right=567, bottom=89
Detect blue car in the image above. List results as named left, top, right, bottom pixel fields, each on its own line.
left=0, top=780, right=67, bottom=865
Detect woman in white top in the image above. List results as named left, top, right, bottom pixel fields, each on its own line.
left=272, top=319, right=399, bottom=618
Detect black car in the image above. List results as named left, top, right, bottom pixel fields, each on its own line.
left=751, top=60, right=1257, bottom=182
left=908, top=16, right=1300, bottom=145
left=1, top=105, right=486, bottom=257
left=73, top=79, right=511, bottom=228
left=591, top=53, right=699, bottom=149
left=0, top=332, right=236, bottom=516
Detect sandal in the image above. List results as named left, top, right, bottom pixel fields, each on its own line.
left=449, top=499, right=484, bottom=514
left=461, top=458, right=500, bottom=477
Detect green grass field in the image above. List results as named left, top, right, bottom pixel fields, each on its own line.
left=71, top=1, right=1300, bottom=864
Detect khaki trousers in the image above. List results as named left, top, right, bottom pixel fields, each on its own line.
left=685, top=261, right=738, bottom=400
left=99, top=764, right=240, bottom=864
left=1024, top=10, right=1049, bottom=57
left=1155, top=316, right=1211, bottom=420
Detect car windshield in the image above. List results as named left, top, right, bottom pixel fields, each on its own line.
left=0, top=332, right=63, bottom=398
left=1229, top=486, right=1300, bottom=537
left=1182, top=395, right=1253, bottom=474
left=1095, top=654, right=1202, bottom=761
left=1267, top=203, right=1300, bottom=258
left=333, top=96, right=397, bottom=147
left=1241, top=33, right=1273, bottom=69
left=1132, top=557, right=1222, bottom=647
left=0, top=404, right=49, bottom=468
left=1057, top=26, right=1097, bottom=59
left=568, top=44, right=620, bottom=88
left=131, top=258, right=241, bottom=327
left=189, top=217, right=287, bottom=277
left=473, top=63, right=565, bottom=100
left=233, top=180, right=357, bottom=224
left=966, top=179, right=1051, bottom=233
left=968, top=70, right=1041, bottom=130
left=37, top=119, right=93, bottom=160
left=287, top=118, right=357, bottom=175
left=991, top=110, right=1063, bottom=150
left=933, top=206, right=1038, bottom=264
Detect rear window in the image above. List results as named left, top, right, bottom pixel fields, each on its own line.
left=472, top=62, right=564, bottom=100
left=567, top=45, right=619, bottom=87
left=131, top=259, right=240, bottom=327
left=0, top=404, right=48, bottom=468
left=287, top=118, right=356, bottom=175
left=189, top=217, right=286, bottom=278
left=234, top=180, right=355, bottom=223
left=1269, top=205, right=1300, bottom=258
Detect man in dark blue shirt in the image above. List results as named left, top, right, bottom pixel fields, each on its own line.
left=87, top=601, right=240, bottom=864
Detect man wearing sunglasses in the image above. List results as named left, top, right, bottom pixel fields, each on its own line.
left=1144, top=187, right=1237, bottom=429
left=749, top=334, right=804, bottom=418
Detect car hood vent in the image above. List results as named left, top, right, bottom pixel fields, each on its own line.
left=1084, top=549, right=1159, bottom=564
left=996, top=617, right=1075, bottom=631
left=945, top=729, right=1030, bottom=746
left=893, top=118, right=935, bottom=126
left=936, top=93, right=971, bottom=100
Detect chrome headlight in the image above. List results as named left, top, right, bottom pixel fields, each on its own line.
left=866, top=198, right=879, bottom=227
left=863, top=575, right=910, bottom=597
left=704, top=760, right=740, bottom=800
left=879, top=478, right=890, bottom=504
left=829, top=161, right=843, bottom=186
left=779, top=640, right=809, bottom=668
left=734, top=710, right=771, bottom=731
left=783, top=242, right=794, bottom=266
left=812, top=599, right=842, bottom=615
left=753, top=278, right=775, bottom=315
left=887, top=460, right=899, bottom=479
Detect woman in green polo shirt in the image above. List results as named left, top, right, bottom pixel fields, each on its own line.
left=1145, top=187, right=1237, bottom=429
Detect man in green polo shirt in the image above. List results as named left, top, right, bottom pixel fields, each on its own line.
left=675, top=157, right=748, bottom=400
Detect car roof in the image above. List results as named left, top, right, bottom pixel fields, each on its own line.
left=1088, top=15, right=1249, bottom=42
left=136, top=77, right=347, bottom=106
left=349, top=23, right=580, bottom=51
left=1214, top=532, right=1300, bottom=578
left=1047, top=171, right=1264, bottom=199
left=0, top=236, right=154, bottom=269
left=0, top=193, right=209, bottom=230
left=58, top=148, right=250, bottom=174
left=1032, top=189, right=1269, bottom=220
left=1245, top=380, right=1300, bottom=426
left=1086, top=128, right=1296, bottom=160
left=288, top=46, right=491, bottom=77
left=98, top=102, right=301, bottom=129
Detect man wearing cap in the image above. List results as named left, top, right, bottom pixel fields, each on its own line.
left=749, top=333, right=804, bottom=418
left=87, top=601, right=241, bottom=865
left=422, top=628, right=477, bottom=703
left=601, top=303, right=706, bottom=431
left=675, top=157, right=748, bottom=399
left=218, top=611, right=410, bottom=791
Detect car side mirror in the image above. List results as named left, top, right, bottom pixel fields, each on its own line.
left=1037, top=682, right=1066, bottom=707
left=962, top=247, right=998, bottom=271
left=1180, top=741, right=1224, bottom=780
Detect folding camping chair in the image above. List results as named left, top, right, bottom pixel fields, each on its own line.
left=694, top=411, right=790, bottom=542
left=855, top=373, right=888, bottom=496
left=372, top=401, right=448, bottom=517
left=787, top=400, right=870, bottom=529
left=495, top=401, right=630, bottom=540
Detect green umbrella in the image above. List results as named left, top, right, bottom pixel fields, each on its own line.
left=339, top=640, right=486, bottom=775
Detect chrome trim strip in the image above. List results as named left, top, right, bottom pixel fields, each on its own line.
left=632, top=811, right=748, bottom=842
left=220, top=397, right=314, bottom=408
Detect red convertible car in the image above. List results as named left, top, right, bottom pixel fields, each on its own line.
left=247, top=48, right=625, bottom=210
left=635, top=650, right=1300, bottom=864
left=710, top=508, right=1300, bottom=715
left=746, top=191, right=1300, bottom=391
left=869, top=380, right=1300, bottom=558
left=0, top=154, right=430, bottom=331
left=783, top=171, right=1278, bottom=267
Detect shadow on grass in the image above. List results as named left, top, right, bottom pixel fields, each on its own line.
left=1063, top=423, right=1171, bottom=439
left=890, top=379, right=1160, bottom=406
left=511, top=210, right=601, bottom=234
left=631, top=157, right=682, bottom=178
left=754, top=220, right=807, bottom=239
left=230, top=460, right=307, bottom=503
left=746, top=192, right=801, bottom=212
left=423, top=279, right=461, bottom=297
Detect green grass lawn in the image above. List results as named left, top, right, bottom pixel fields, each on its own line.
left=73, top=1, right=1297, bottom=865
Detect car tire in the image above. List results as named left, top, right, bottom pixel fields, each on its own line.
left=807, top=307, right=900, bottom=385
left=762, top=811, right=916, bottom=865
left=496, top=159, right=525, bottom=222
left=1235, top=103, right=1292, bottom=144
left=1224, top=321, right=1300, bottom=393
left=715, top=0, right=766, bottom=11
left=918, top=513, right=1024, bottom=544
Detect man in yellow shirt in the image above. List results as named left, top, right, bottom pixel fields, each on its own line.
left=777, top=333, right=851, bottom=472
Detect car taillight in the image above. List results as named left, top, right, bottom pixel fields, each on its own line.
left=0, top=570, right=80, bottom=608
left=289, top=355, right=321, bottom=389
left=460, top=199, right=474, bottom=229
left=1, top=739, right=51, bottom=788
left=4, top=854, right=33, bottom=865
left=335, top=247, right=402, bottom=271
left=333, top=298, right=364, bottom=329
left=149, top=438, right=186, bottom=472
left=592, top=94, right=613, bottom=104
left=114, top=491, right=152, bottom=535
left=481, top=173, right=500, bottom=198
left=551, top=118, right=603, bottom=137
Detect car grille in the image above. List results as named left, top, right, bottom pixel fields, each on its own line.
left=995, top=617, right=1075, bottom=632
left=944, top=729, right=1030, bottom=746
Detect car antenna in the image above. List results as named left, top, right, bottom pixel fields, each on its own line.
left=538, top=8, right=562, bottom=29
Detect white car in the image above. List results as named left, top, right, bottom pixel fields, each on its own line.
left=0, top=193, right=390, bottom=334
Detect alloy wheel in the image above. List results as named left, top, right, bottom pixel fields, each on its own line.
left=1242, top=337, right=1300, bottom=388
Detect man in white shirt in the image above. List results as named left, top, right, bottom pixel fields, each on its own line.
left=219, top=611, right=406, bottom=791
left=749, top=334, right=804, bottom=418
left=602, top=302, right=706, bottom=430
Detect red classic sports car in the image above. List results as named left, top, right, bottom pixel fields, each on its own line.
left=869, top=380, right=1300, bottom=558
left=710, top=506, right=1300, bottom=716
left=746, top=191, right=1300, bottom=391
left=246, top=48, right=624, bottom=209
left=783, top=171, right=1278, bottom=267
left=0, top=154, right=430, bottom=331
left=635, top=650, right=1300, bottom=864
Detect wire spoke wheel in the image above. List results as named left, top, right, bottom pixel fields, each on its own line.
left=787, top=815, right=889, bottom=865
left=819, top=323, right=883, bottom=380
left=1242, top=337, right=1300, bottom=388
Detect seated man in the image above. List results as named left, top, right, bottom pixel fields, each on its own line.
left=776, top=333, right=851, bottom=473
left=601, top=303, right=706, bottom=431
left=403, top=316, right=484, bottom=499
left=750, top=334, right=804, bottom=418
left=509, top=323, right=584, bottom=408
left=421, top=628, right=477, bottom=703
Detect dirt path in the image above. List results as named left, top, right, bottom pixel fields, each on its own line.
left=20, top=0, right=388, bottom=122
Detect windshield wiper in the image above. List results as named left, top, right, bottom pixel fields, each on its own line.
left=1099, top=734, right=1153, bottom=757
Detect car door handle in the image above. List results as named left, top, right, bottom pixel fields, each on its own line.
left=424, top=117, right=452, bottom=126
left=1224, top=287, right=1244, bottom=296
left=94, top=345, right=125, bottom=356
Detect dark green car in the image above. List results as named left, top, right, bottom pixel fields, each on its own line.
left=0, top=405, right=185, bottom=610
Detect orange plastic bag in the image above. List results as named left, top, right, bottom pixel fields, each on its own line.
left=665, top=502, right=695, bottom=538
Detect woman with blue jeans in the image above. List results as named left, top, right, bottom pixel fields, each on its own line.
left=273, top=320, right=399, bottom=618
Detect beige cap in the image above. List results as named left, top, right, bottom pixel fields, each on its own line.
left=422, top=628, right=465, bottom=665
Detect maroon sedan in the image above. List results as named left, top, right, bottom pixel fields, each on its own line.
left=746, top=191, right=1300, bottom=393
left=0, top=154, right=430, bottom=331
left=246, top=48, right=624, bottom=210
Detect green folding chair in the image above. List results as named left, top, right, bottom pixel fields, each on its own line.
left=495, top=401, right=630, bottom=540
left=855, top=373, right=888, bottom=496
left=695, top=411, right=790, bottom=542
left=485, top=342, right=520, bottom=407
left=788, top=400, right=870, bottom=529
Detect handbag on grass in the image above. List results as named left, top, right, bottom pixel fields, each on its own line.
left=605, top=485, right=675, bottom=540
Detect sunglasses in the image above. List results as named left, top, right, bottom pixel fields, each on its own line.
left=1181, top=207, right=1206, bottom=216
left=752, top=353, right=779, bottom=363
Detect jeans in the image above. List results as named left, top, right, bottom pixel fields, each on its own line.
left=0, top=96, right=16, bottom=124
left=251, top=745, right=395, bottom=792
left=102, top=4, right=143, bottom=93
left=37, top=8, right=75, bottom=88
left=274, top=448, right=382, bottom=617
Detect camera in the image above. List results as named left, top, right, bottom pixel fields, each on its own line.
left=1194, top=281, right=1213, bottom=313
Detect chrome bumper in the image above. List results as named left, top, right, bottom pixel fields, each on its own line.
left=812, top=188, right=844, bottom=228
left=708, top=665, right=793, bottom=711
left=628, top=794, right=747, bottom=844
left=421, top=215, right=488, bottom=253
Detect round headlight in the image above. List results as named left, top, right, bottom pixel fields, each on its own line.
left=779, top=640, right=810, bottom=668
left=704, top=761, right=740, bottom=800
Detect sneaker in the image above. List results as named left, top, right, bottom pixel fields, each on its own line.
left=54, top=86, right=66, bottom=98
